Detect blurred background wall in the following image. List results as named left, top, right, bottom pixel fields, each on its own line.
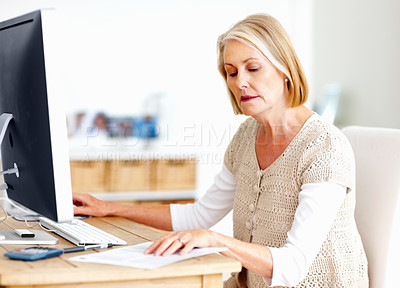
left=312, top=0, right=400, bottom=129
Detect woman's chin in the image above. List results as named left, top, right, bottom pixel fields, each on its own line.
left=241, top=105, right=265, bottom=116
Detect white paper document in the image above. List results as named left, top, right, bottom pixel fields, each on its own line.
left=70, top=241, right=227, bottom=269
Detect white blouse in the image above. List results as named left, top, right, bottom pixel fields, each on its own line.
left=170, top=164, right=346, bottom=287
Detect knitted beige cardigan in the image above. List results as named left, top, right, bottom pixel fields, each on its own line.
left=224, top=115, right=368, bottom=288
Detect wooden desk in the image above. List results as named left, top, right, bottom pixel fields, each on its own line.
left=0, top=217, right=241, bottom=288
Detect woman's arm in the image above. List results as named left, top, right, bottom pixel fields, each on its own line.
left=145, top=182, right=347, bottom=286
left=73, top=164, right=237, bottom=231
left=144, top=228, right=274, bottom=277
left=73, top=193, right=173, bottom=230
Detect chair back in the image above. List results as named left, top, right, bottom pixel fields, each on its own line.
left=342, top=126, right=400, bottom=288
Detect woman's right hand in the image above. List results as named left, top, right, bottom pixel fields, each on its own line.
left=73, top=193, right=117, bottom=217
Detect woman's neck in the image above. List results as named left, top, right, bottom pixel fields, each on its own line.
left=253, top=105, right=313, bottom=146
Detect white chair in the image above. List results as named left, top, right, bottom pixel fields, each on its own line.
left=342, top=126, right=400, bottom=288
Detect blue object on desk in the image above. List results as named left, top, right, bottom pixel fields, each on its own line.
left=5, top=247, right=63, bottom=261
left=5, top=243, right=113, bottom=261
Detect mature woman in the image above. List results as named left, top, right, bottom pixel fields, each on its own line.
left=73, top=13, right=368, bottom=287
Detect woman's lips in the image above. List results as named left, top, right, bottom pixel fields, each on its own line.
left=241, top=95, right=259, bottom=102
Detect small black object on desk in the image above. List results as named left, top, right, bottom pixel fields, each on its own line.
left=63, top=243, right=113, bottom=253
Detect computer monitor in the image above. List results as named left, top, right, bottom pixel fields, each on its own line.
left=0, top=10, right=73, bottom=222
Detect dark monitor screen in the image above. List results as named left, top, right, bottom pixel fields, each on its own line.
left=0, top=10, right=73, bottom=222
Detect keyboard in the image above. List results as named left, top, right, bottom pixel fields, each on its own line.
left=39, top=217, right=127, bottom=246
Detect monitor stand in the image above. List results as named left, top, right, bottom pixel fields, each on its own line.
left=0, top=199, right=58, bottom=244
left=3, top=199, right=41, bottom=222
left=0, top=113, right=13, bottom=145
left=0, top=113, right=19, bottom=179
left=0, top=113, right=28, bottom=219
left=0, top=113, right=58, bottom=244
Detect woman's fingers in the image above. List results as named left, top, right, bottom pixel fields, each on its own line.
left=145, top=229, right=217, bottom=257
left=73, top=203, right=97, bottom=216
left=72, top=193, right=110, bottom=217
left=145, top=233, right=177, bottom=255
left=160, top=238, right=185, bottom=257
left=72, top=193, right=87, bottom=205
left=145, top=232, right=191, bottom=256
left=179, top=240, right=195, bottom=256
left=73, top=194, right=93, bottom=215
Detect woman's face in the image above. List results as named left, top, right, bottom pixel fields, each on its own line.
left=223, top=39, right=288, bottom=117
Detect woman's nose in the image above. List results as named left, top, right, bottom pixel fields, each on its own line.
left=236, top=73, right=249, bottom=89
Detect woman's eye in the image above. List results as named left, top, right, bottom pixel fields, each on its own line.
left=226, top=71, right=237, bottom=77
left=249, top=67, right=260, bottom=72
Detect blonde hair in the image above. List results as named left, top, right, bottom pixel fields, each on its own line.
left=217, top=13, right=309, bottom=114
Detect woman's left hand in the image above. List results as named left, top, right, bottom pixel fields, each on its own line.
left=145, top=229, right=220, bottom=257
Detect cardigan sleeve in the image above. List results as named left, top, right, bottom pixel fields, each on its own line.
left=170, top=164, right=236, bottom=231
left=298, top=129, right=356, bottom=193
left=265, top=182, right=347, bottom=287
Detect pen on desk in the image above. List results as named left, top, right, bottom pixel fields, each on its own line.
left=63, top=243, right=113, bottom=253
